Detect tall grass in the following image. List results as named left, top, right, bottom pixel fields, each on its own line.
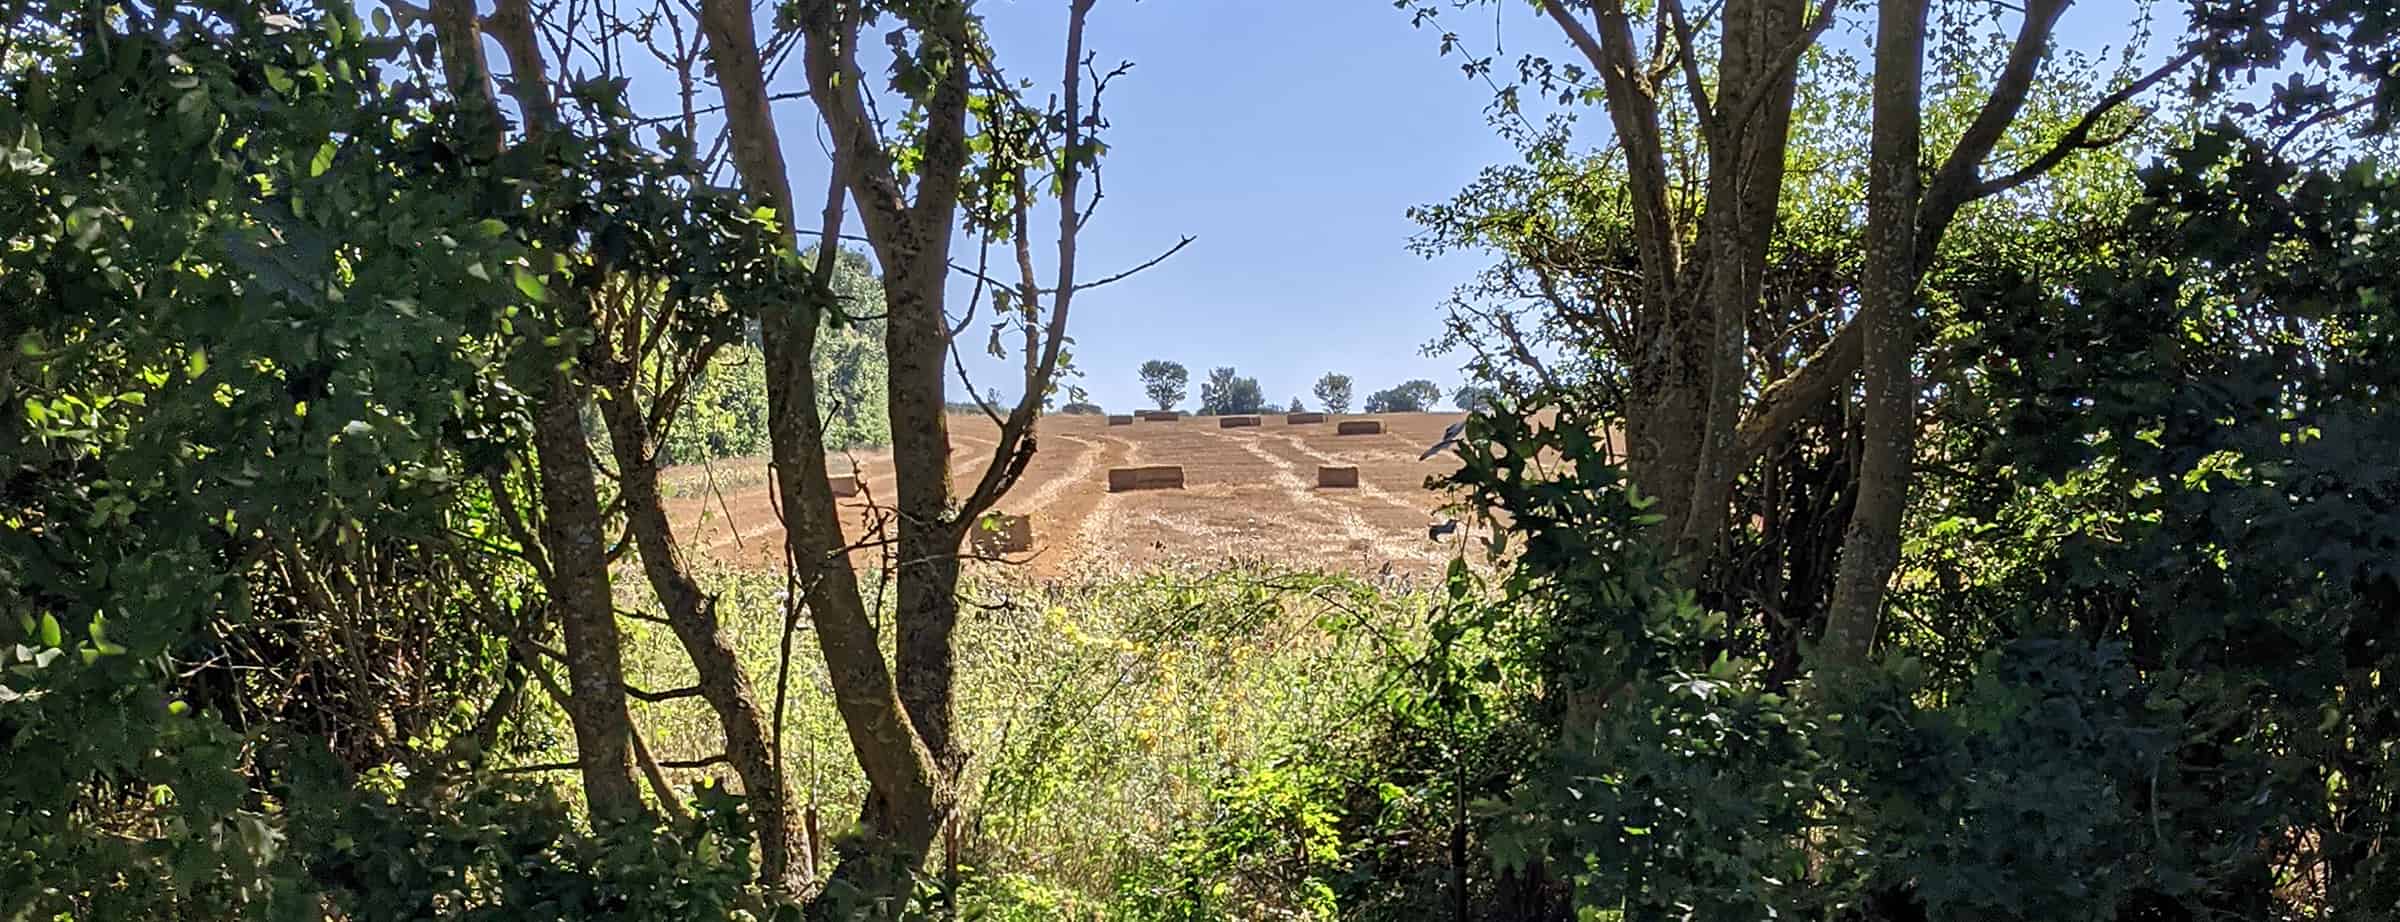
left=546, top=557, right=1433, bottom=913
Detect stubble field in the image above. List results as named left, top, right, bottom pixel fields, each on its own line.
left=657, top=412, right=1476, bottom=580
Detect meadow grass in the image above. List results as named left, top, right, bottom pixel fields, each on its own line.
left=523, top=556, right=1438, bottom=914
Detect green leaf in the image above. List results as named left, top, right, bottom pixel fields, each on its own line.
left=512, top=266, right=546, bottom=300
left=185, top=348, right=208, bottom=379
left=310, top=141, right=335, bottom=178
left=37, top=613, right=60, bottom=648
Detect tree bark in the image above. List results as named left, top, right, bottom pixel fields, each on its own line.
left=1540, top=0, right=1701, bottom=543
left=529, top=373, right=648, bottom=819
left=1820, top=0, right=1927, bottom=665
left=807, top=2, right=977, bottom=770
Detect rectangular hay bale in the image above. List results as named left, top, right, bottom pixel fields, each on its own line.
left=828, top=474, right=860, bottom=497
left=968, top=513, right=1032, bottom=555
left=1106, top=465, right=1185, bottom=492
left=1218, top=415, right=1261, bottom=428
left=1141, top=410, right=1182, bottom=422
left=1285, top=412, right=1327, bottom=424
left=1335, top=419, right=1385, bottom=436
left=1107, top=414, right=1135, bottom=426
left=1317, top=465, right=1360, bottom=488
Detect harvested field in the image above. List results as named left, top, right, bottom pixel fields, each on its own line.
left=658, top=412, right=1478, bottom=578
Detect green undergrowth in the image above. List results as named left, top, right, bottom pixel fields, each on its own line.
left=503, top=559, right=1445, bottom=916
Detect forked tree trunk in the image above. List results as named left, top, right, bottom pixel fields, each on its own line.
left=694, top=0, right=950, bottom=902
left=1533, top=0, right=2130, bottom=667
left=1677, top=0, right=1808, bottom=564
left=827, top=3, right=977, bottom=772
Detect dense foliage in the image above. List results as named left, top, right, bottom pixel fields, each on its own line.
left=1362, top=379, right=1442, bottom=413
left=1197, top=366, right=1266, bottom=416
left=0, top=2, right=787, bottom=914
left=662, top=250, right=892, bottom=466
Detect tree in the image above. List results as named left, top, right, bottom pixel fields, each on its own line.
left=1289, top=397, right=1306, bottom=413
left=1139, top=359, right=1189, bottom=410
left=1060, top=401, right=1104, bottom=415
left=1454, top=384, right=1498, bottom=412
left=692, top=0, right=1181, bottom=899
left=1199, top=366, right=1266, bottom=415
left=666, top=250, right=892, bottom=465
left=1313, top=373, right=1354, bottom=414
left=1364, top=379, right=1443, bottom=413
left=1410, top=127, right=2400, bottom=922
left=1402, top=0, right=2396, bottom=666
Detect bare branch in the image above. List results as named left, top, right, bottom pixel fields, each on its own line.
left=625, top=684, right=705, bottom=703
left=955, top=0, right=1102, bottom=529
left=1660, top=0, right=1718, bottom=147
left=1537, top=0, right=1684, bottom=310
left=505, top=753, right=728, bottom=774
left=1919, top=0, right=2093, bottom=249
left=1073, top=235, right=1196, bottom=293
left=628, top=722, right=691, bottom=820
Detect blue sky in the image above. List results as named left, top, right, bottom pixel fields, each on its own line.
left=706, top=1, right=1540, bottom=412
left=584, top=0, right=2170, bottom=413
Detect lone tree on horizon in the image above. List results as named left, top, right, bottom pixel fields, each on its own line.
left=1138, top=360, right=1188, bottom=410
left=1313, top=372, right=1353, bottom=414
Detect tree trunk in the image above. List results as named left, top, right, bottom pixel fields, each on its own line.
left=886, top=260, right=966, bottom=767
left=597, top=386, right=807, bottom=890
left=530, top=373, right=647, bottom=819
left=828, top=3, right=977, bottom=772
left=1821, top=0, right=1927, bottom=665
left=425, top=0, right=644, bottom=821
left=760, top=301, right=946, bottom=904
left=1678, top=0, right=1808, bottom=565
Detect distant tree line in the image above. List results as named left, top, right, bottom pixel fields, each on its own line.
left=1133, top=361, right=1466, bottom=415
